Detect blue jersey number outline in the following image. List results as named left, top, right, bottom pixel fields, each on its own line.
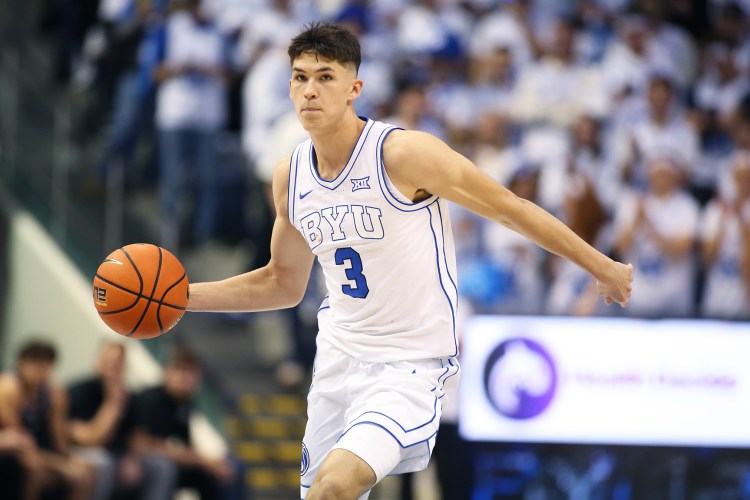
left=334, top=247, right=369, bottom=299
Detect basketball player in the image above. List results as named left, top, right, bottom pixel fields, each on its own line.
left=188, top=22, right=633, bottom=500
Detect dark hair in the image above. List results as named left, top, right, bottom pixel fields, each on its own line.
left=168, top=346, right=200, bottom=370
left=18, top=340, right=57, bottom=363
left=288, top=22, right=361, bottom=73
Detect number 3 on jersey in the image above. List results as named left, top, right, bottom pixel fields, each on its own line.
left=335, top=247, right=369, bottom=299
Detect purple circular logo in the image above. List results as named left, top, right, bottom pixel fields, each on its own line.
left=484, top=337, right=557, bottom=419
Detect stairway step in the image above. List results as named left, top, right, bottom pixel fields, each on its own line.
left=245, top=466, right=300, bottom=490
left=239, top=393, right=307, bottom=416
left=227, top=414, right=307, bottom=439
left=234, top=439, right=301, bottom=464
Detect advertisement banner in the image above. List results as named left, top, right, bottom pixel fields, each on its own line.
left=460, top=316, right=750, bottom=447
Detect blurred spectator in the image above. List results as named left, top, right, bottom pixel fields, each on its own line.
left=474, top=167, right=546, bottom=315
left=131, top=346, right=244, bottom=500
left=0, top=341, right=94, bottom=500
left=68, top=342, right=173, bottom=500
left=234, top=0, right=314, bottom=69
left=693, top=43, right=748, bottom=126
left=433, top=43, right=519, bottom=140
left=239, top=0, right=314, bottom=165
left=336, top=3, right=396, bottom=118
left=94, top=0, right=170, bottom=190
left=640, top=0, right=699, bottom=89
left=38, top=0, right=100, bottom=85
left=546, top=116, right=612, bottom=316
left=474, top=45, right=519, bottom=116
left=469, top=0, right=537, bottom=66
left=154, top=0, right=230, bottom=251
left=613, top=157, right=699, bottom=318
left=699, top=152, right=750, bottom=319
left=395, top=0, right=468, bottom=60
left=574, top=2, right=617, bottom=64
left=384, top=85, right=445, bottom=139
left=616, top=74, right=699, bottom=190
left=471, top=111, right=524, bottom=186
left=710, top=1, right=748, bottom=47
left=601, top=14, right=675, bottom=104
left=513, top=16, right=608, bottom=128
left=0, top=428, right=35, bottom=500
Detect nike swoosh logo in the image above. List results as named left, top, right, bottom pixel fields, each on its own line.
left=299, top=190, right=313, bottom=200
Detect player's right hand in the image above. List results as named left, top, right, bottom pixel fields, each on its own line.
left=597, top=262, right=633, bottom=307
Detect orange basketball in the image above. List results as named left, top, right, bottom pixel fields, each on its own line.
left=93, top=243, right=189, bottom=339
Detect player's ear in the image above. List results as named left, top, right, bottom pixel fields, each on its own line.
left=349, top=78, right=363, bottom=101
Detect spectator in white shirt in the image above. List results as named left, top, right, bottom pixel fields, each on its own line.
left=699, top=152, right=750, bottom=319
left=513, top=16, right=608, bottom=129
left=617, top=74, right=699, bottom=189
left=613, top=156, right=699, bottom=318
left=694, top=43, right=749, bottom=125
left=154, top=0, right=229, bottom=250
left=601, top=14, right=675, bottom=104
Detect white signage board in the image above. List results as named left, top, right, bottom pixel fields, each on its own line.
left=459, top=316, right=750, bottom=447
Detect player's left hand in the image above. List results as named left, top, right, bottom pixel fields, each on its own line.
left=597, top=262, right=633, bottom=307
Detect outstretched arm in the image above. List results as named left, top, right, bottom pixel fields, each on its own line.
left=187, top=159, right=315, bottom=312
left=383, top=130, right=632, bottom=307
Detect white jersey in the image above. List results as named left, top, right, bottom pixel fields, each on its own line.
left=289, top=118, right=458, bottom=362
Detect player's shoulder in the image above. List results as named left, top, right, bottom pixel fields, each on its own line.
left=273, top=155, right=293, bottom=189
left=272, top=156, right=293, bottom=181
left=382, top=129, right=443, bottom=164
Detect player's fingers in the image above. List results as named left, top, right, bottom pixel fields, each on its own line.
left=604, top=296, right=613, bottom=305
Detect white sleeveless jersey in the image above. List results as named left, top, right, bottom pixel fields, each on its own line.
left=288, top=118, right=459, bottom=362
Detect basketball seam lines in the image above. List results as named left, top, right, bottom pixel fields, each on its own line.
left=121, top=247, right=144, bottom=295
left=95, top=274, right=142, bottom=314
left=156, top=273, right=187, bottom=330
left=94, top=274, right=186, bottom=311
left=124, top=246, right=162, bottom=337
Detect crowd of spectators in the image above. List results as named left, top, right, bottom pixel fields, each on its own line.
left=0, top=340, right=244, bottom=500
left=39, top=0, right=750, bottom=321
left=14, top=1, right=750, bottom=498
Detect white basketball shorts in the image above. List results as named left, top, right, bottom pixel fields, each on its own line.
left=300, top=331, right=460, bottom=499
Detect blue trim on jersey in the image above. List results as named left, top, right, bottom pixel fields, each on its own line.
left=427, top=206, right=458, bottom=356
left=288, top=144, right=302, bottom=225
left=441, top=361, right=460, bottom=389
left=375, top=127, right=439, bottom=213
left=435, top=358, right=459, bottom=391
left=317, top=296, right=330, bottom=315
left=436, top=202, right=459, bottom=298
left=309, top=118, right=374, bottom=190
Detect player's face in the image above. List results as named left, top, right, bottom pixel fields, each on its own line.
left=289, top=53, right=362, bottom=131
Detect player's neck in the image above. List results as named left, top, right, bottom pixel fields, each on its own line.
left=309, top=112, right=366, bottom=181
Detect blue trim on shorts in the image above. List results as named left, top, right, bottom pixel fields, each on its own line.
left=339, top=421, right=439, bottom=449
left=349, top=396, right=439, bottom=434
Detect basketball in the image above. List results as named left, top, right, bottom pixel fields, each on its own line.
left=93, top=243, right=189, bottom=339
